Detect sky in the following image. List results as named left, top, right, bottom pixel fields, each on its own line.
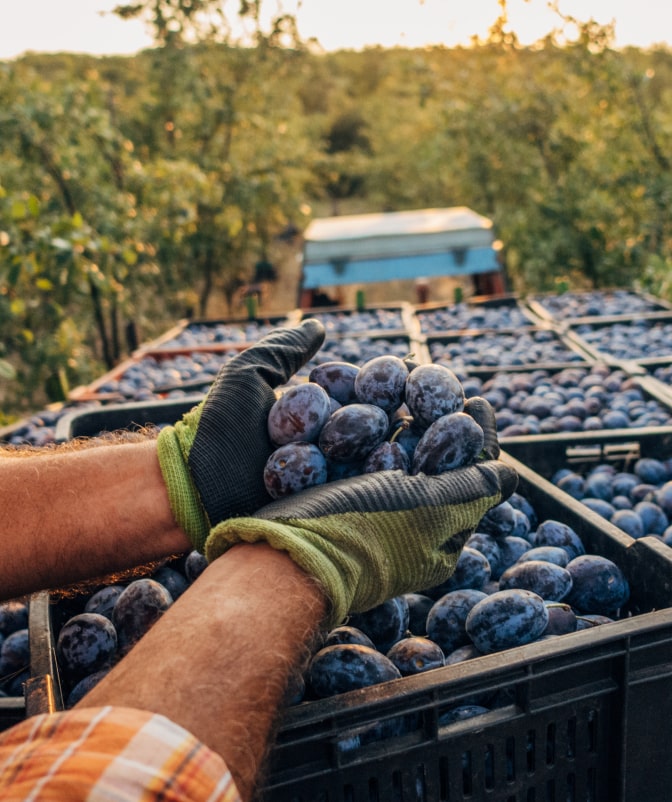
left=0, top=0, right=670, bottom=60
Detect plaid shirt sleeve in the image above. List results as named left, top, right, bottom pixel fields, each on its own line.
left=0, top=705, right=242, bottom=802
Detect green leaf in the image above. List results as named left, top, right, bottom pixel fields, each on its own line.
left=27, top=195, right=40, bottom=218
left=11, top=200, right=26, bottom=220
left=0, top=360, right=16, bottom=381
left=10, top=298, right=25, bottom=316
left=7, top=262, right=21, bottom=287
left=122, top=248, right=138, bottom=266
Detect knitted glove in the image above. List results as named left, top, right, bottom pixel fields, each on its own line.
left=157, top=319, right=326, bottom=551
left=204, top=400, right=518, bottom=628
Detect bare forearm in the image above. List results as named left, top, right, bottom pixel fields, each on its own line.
left=0, top=440, right=190, bottom=599
left=80, top=543, right=327, bottom=802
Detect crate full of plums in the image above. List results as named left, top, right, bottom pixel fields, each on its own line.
left=413, top=292, right=543, bottom=336
left=136, top=312, right=301, bottom=355
left=525, top=289, right=672, bottom=328
left=27, top=452, right=672, bottom=802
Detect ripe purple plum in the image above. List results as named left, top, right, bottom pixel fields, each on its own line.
left=264, top=442, right=328, bottom=499
left=267, top=382, right=332, bottom=445
left=405, top=364, right=465, bottom=429
left=411, top=412, right=484, bottom=475
left=354, top=354, right=409, bottom=413
left=308, top=361, right=360, bottom=405
left=318, top=403, right=389, bottom=463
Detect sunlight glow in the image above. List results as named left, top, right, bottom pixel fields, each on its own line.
left=0, top=0, right=669, bottom=61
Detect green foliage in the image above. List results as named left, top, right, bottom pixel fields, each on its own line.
left=1, top=7, right=672, bottom=415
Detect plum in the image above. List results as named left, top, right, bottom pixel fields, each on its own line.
left=267, top=382, right=332, bottom=446
left=653, top=481, right=672, bottom=517
left=152, top=566, right=190, bottom=601
left=318, top=403, right=389, bottom=463
left=323, top=626, right=376, bottom=649
left=363, top=440, right=410, bottom=473
left=543, top=602, right=577, bottom=635
left=465, top=532, right=503, bottom=579
left=0, top=601, right=29, bottom=637
left=308, top=644, right=401, bottom=698
left=402, top=593, right=435, bottom=636
left=610, top=509, right=645, bottom=539
left=575, top=613, right=616, bottom=629
left=498, top=560, right=573, bottom=602
left=444, top=643, right=484, bottom=665
left=56, top=615, right=116, bottom=679
left=0, top=629, right=30, bottom=679
left=354, top=354, right=409, bottom=413
left=498, top=536, right=532, bottom=571
left=84, top=585, right=125, bottom=621
left=184, top=550, right=208, bottom=583
left=439, top=704, right=491, bottom=725
left=465, top=589, right=549, bottom=654
left=533, top=520, right=585, bottom=560
left=516, top=546, right=569, bottom=567
left=412, top=412, right=484, bottom=475
left=112, top=578, right=173, bottom=654
left=509, top=492, right=538, bottom=529
left=308, top=361, right=360, bottom=404
left=386, top=636, right=445, bottom=676
left=66, top=668, right=110, bottom=708
left=565, top=555, right=630, bottom=615
left=633, top=500, right=669, bottom=535
left=477, top=501, right=517, bottom=538
left=348, top=596, right=410, bottom=653
left=425, top=589, right=488, bottom=654
left=405, top=364, right=465, bottom=428
left=264, top=442, right=328, bottom=499
left=581, top=498, right=616, bottom=519
left=433, top=546, right=491, bottom=593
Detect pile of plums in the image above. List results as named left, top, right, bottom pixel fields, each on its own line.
left=263, top=353, right=487, bottom=498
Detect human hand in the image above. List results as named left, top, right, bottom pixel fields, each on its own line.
left=204, top=398, right=518, bottom=628
left=157, top=319, right=326, bottom=551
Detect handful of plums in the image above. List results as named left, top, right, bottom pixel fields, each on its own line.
left=264, top=353, right=488, bottom=499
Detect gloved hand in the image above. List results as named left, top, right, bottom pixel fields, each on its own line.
left=204, top=398, right=518, bottom=628
left=157, top=319, right=326, bottom=552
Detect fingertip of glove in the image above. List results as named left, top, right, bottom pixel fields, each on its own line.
left=299, top=317, right=327, bottom=346
left=474, top=459, right=518, bottom=501
left=498, top=460, right=519, bottom=499
left=465, top=396, right=500, bottom=460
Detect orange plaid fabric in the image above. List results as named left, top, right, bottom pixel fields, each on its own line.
left=0, top=705, right=241, bottom=801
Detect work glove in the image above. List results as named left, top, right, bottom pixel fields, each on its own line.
left=157, top=319, right=326, bottom=552
left=204, top=398, right=518, bottom=629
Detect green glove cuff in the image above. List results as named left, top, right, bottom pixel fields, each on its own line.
left=204, top=482, right=504, bottom=629
left=157, top=423, right=210, bottom=552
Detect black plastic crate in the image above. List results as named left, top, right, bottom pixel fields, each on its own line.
left=137, top=313, right=300, bottom=354
left=526, top=289, right=672, bottom=328
left=500, top=426, right=672, bottom=483
left=564, top=315, right=672, bottom=366
left=0, top=697, right=27, bottom=733
left=427, top=326, right=593, bottom=372
left=53, top=398, right=199, bottom=443
left=68, top=347, right=246, bottom=403
left=459, top=363, right=672, bottom=441
left=299, top=302, right=416, bottom=340
left=260, top=455, right=672, bottom=802
left=413, top=293, right=542, bottom=335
